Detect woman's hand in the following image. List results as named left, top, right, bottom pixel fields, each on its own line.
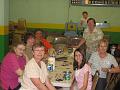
left=101, top=68, right=109, bottom=72
left=70, top=85, right=74, bottom=90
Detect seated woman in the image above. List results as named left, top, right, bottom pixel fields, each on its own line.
left=88, top=39, right=119, bottom=90
left=70, top=49, right=92, bottom=90
left=20, top=43, right=56, bottom=90
left=0, top=42, right=27, bottom=90
left=34, top=29, right=52, bottom=53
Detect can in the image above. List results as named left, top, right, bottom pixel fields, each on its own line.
left=47, top=64, right=53, bottom=71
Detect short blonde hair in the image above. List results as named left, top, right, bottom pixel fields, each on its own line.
left=98, top=38, right=109, bottom=48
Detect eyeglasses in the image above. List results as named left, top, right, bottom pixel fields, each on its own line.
left=34, top=49, right=45, bottom=52
left=17, top=48, right=25, bottom=51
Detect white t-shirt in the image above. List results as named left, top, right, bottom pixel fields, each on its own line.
left=89, top=52, right=118, bottom=78
left=20, top=58, right=48, bottom=90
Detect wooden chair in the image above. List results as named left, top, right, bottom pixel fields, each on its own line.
left=105, top=59, right=120, bottom=90
left=17, top=18, right=27, bottom=32
left=92, top=70, right=100, bottom=90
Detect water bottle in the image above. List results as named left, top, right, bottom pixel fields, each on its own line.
left=65, top=71, right=70, bottom=80
left=47, top=56, right=55, bottom=71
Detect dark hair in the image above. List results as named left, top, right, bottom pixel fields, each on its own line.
left=34, top=29, right=43, bottom=35
left=24, top=32, right=34, bottom=43
left=87, top=18, right=96, bottom=26
left=32, top=43, right=45, bottom=51
left=73, top=48, right=86, bottom=70
left=10, top=41, right=25, bottom=53
left=34, top=28, right=46, bottom=38
left=82, top=11, right=88, bottom=15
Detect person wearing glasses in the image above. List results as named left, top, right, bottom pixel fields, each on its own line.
left=20, top=43, right=56, bottom=90
left=0, top=42, right=27, bottom=90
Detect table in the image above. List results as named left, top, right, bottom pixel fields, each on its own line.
left=48, top=56, right=74, bottom=90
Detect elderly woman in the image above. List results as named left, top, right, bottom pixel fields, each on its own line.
left=0, top=42, right=26, bottom=90
left=20, top=43, right=56, bottom=90
left=88, top=39, right=119, bottom=90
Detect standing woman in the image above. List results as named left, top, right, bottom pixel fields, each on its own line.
left=0, top=42, right=26, bottom=90
left=70, top=49, right=92, bottom=90
left=76, top=18, right=104, bottom=61
left=20, top=43, right=56, bottom=90
left=80, top=11, right=89, bottom=30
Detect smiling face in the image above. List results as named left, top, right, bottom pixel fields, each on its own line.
left=35, top=31, right=43, bottom=39
left=75, top=51, right=83, bottom=64
left=98, top=42, right=108, bottom=54
left=87, top=19, right=95, bottom=31
left=32, top=46, right=45, bottom=61
left=14, top=44, right=25, bottom=56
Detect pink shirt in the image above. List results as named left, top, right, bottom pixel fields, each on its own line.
left=0, top=52, right=26, bottom=90
left=75, top=64, right=92, bottom=90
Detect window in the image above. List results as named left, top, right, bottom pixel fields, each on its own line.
left=71, top=0, right=120, bottom=6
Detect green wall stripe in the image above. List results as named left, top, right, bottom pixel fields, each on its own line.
left=0, top=35, right=9, bottom=62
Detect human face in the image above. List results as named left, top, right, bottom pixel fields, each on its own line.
left=83, top=13, right=88, bottom=19
left=35, top=31, right=42, bottom=39
left=27, top=37, right=35, bottom=46
left=75, top=51, right=83, bottom=64
left=98, top=42, right=108, bottom=53
left=33, top=47, right=45, bottom=61
left=14, top=44, right=25, bottom=56
left=87, top=20, right=95, bottom=30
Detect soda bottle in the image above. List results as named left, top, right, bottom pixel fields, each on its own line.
left=65, top=71, right=70, bottom=80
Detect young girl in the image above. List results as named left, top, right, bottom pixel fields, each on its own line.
left=70, top=49, right=92, bottom=90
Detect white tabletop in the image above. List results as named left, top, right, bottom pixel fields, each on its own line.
left=48, top=56, right=74, bottom=88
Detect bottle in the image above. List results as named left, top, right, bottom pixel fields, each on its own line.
left=47, top=64, right=53, bottom=71
left=65, top=71, right=70, bottom=80
left=48, top=56, right=55, bottom=71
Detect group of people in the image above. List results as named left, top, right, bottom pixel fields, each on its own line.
left=0, top=11, right=120, bottom=90
left=71, top=38, right=120, bottom=90
left=70, top=11, right=120, bottom=90
left=0, top=30, right=55, bottom=90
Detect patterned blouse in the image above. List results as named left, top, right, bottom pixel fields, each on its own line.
left=83, top=27, right=104, bottom=54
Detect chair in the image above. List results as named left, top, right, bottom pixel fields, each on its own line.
left=105, top=61, right=120, bottom=90
left=17, top=18, right=27, bottom=32
left=9, top=21, right=16, bottom=31
left=64, top=22, right=78, bottom=37
left=92, top=70, right=100, bottom=90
